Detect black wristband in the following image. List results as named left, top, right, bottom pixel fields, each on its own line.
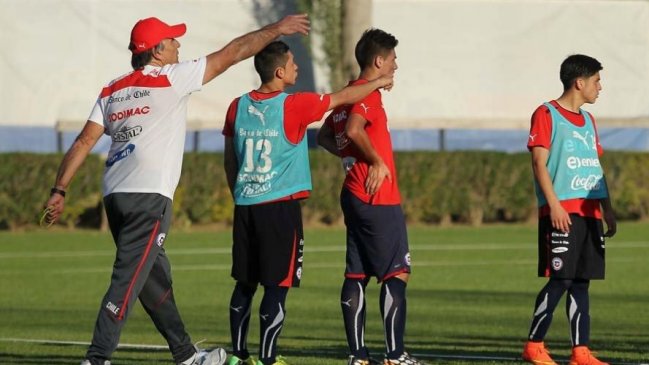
left=50, top=187, right=66, bottom=197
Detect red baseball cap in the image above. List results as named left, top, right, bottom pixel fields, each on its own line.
left=129, top=17, right=186, bottom=54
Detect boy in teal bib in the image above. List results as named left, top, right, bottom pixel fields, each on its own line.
left=222, top=41, right=392, bottom=365
left=523, top=54, right=616, bottom=365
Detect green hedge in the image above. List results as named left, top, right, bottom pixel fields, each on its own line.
left=1, top=151, right=646, bottom=230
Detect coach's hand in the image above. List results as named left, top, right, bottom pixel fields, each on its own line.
left=42, top=191, right=65, bottom=226
left=274, top=14, right=310, bottom=36
left=603, top=209, right=617, bottom=238
left=549, top=203, right=571, bottom=233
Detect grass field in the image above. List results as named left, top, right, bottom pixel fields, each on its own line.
left=0, top=223, right=647, bottom=364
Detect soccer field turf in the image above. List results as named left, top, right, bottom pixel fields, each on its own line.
left=0, top=223, right=647, bottom=364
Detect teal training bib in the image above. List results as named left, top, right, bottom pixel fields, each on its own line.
left=233, top=93, right=312, bottom=205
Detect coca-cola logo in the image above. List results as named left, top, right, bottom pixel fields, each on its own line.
left=570, top=174, right=602, bottom=191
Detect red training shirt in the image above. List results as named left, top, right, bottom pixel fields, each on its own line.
left=324, top=79, right=401, bottom=205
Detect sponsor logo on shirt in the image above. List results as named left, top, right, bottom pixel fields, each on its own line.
left=570, top=174, right=603, bottom=191
left=247, top=105, right=269, bottom=125
left=566, top=156, right=600, bottom=170
left=332, top=110, right=347, bottom=123
left=112, top=125, right=142, bottom=142
left=552, top=247, right=569, bottom=253
left=133, top=90, right=150, bottom=99
left=572, top=130, right=596, bottom=150
left=106, top=144, right=135, bottom=167
left=108, top=106, right=150, bottom=123
left=335, top=131, right=351, bottom=150
left=108, top=95, right=131, bottom=104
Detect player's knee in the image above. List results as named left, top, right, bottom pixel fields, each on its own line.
left=395, top=272, right=410, bottom=283
left=236, top=280, right=258, bottom=296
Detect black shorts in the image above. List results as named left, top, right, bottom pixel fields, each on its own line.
left=340, top=188, right=411, bottom=282
left=538, top=214, right=605, bottom=280
left=232, top=200, right=304, bottom=287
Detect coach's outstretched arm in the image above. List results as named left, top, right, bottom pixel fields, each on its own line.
left=202, top=14, right=310, bottom=84
left=43, top=121, right=104, bottom=224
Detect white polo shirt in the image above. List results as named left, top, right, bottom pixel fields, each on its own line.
left=88, top=57, right=206, bottom=199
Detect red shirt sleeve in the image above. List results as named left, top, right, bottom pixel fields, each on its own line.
left=283, top=92, right=331, bottom=144
left=527, top=104, right=552, bottom=151
left=222, top=97, right=240, bottom=137
left=350, top=91, right=379, bottom=123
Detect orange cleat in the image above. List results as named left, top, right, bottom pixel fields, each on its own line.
left=569, top=346, right=609, bottom=365
left=522, top=341, right=558, bottom=365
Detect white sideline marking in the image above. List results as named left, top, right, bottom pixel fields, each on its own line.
left=0, top=338, right=642, bottom=365
left=0, top=337, right=167, bottom=350
left=27, top=256, right=646, bottom=275
left=0, top=241, right=646, bottom=259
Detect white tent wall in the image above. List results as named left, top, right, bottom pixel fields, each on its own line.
left=0, top=0, right=272, bottom=127
left=1, top=0, right=649, bottom=129
left=373, top=0, right=649, bottom=128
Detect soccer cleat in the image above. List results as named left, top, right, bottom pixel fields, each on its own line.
left=80, top=360, right=111, bottom=365
left=254, top=355, right=291, bottom=365
left=192, top=347, right=227, bottom=365
left=383, top=352, right=426, bottom=365
left=569, top=346, right=609, bottom=365
left=522, top=341, right=558, bottom=365
left=348, top=355, right=382, bottom=365
left=348, top=355, right=369, bottom=365
left=227, top=355, right=256, bottom=365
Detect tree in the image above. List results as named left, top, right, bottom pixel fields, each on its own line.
left=297, top=0, right=372, bottom=90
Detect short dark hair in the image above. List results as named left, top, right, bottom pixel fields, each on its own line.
left=130, top=43, right=165, bottom=70
left=355, top=28, right=398, bottom=70
left=254, top=41, right=290, bottom=84
left=560, top=54, right=602, bottom=90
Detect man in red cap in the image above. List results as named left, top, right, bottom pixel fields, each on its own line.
left=42, top=14, right=309, bottom=365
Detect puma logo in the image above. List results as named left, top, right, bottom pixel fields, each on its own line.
left=529, top=134, right=537, bottom=142
left=359, top=103, right=370, bottom=114
left=247, top=105, right=269, bottom=125
left=572, top=130, right=591, bottom=149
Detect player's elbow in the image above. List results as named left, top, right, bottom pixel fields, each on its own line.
left=345, top=125, right=362, bottom=142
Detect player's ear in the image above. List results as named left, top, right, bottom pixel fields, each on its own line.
left=374, top=55, right=384, bottom=69
left=275, top=66, right=285, bottom=80
left=575, top=77, right=584, bottom=90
